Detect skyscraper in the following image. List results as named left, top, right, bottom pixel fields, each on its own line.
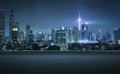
left=51, top=29, right=55, bottom=43
left=88, top=31, right=93, bottom=41
left=36, top=31, right=45, bottom=43
left=11, top=25, right=19, bottom=42
left=9, top=9, right=15, bottom=41
left=113, top=28, right=120, bottom=44
left=55, top=27, right=68, bottom=50
left=77, top=13, right=88, bottom=40
left=26, top=24, right=30, bottom=42
left=68, top=27, right=72, bottom=42
left=19, top=31, right=25, bottom=42
left=80, top=22, right=88, bottom=40
left=96, top=29, right=102, bottom=41
left=72, top=27, right=79, bottom=43
left=29, top=30, right=35, bottom=42
left=105, top=31, right=111, bottom=43
left=0, top=7, right=5, bottom=43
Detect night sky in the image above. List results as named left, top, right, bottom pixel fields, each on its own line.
left=1, top=0, right=120, bottom=36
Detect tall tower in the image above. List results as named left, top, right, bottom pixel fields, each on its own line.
left=77, top=13, right=88, bottom=40
left=113, top=28, right=120, bottom=44
left=0, top=7, right=5, bottom=43
left=55, top=28, right=68, bottom=50
left=52, top=29, right=55, bottom=43
left=11, top=24, right=19, bottom=42
left=96, top=29, right=102, bottom=41
left=81, top=21, right=88, bottom=40
left=72, top=27, right=79, bottom=42
left=26, top=24, right=30, bottom=42
left=9, top=9, right=15, bottom=40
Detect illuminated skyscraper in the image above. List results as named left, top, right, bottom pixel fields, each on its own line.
left=9, top=9, right=15, bottom=41
left=55, top=27, right=68, bottom=50
left=0, top=7, right=5, bottom=43
left=72, top=27, right=79, bottom=42
left=81, top=22, right=88, bottom=40
left=11, top=25, right=19, bottom=42
left=36, top=31, right=45, bottom=43
left=77, top=13, right=88, bottom=40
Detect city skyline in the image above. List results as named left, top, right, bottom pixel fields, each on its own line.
left=0, top=0, right=120, bottom=36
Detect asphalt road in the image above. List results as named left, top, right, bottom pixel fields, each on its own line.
left=0, top=51, right=120, bottom=74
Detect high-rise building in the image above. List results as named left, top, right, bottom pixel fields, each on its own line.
left=0, top=7, right=5, bottom=43
left=19, top=31, right=25, bottom=42
left=80, top=22, right=88, bottom=40
left=51, top=29, right=55, bottom=43
left=29, top=30, right=35, bottom=42
left=26, top=24, right=30, bottom=42
left=68, top=27, right=72, bottom=42
left=105, top=31, right=111, bottom=43
left=92, top=33, right=97, bottom=41
left=47, top=34, right=52, bottom=41
left=96, top=29, right=102, bottom=41
left=77, top=14, right=88, bottom=40
left=88, top=31, right=93, bottom=41
left=72, top=27, right=79, bottom=43
left=113, top=28, right=120, bottom=44
left=9, top=9, right=15, bottom=41
left=36, top=31, right=45, bottom=43
left=11, top=25, right=19, bottom=42
left=55, top=27, right=68, bottom=50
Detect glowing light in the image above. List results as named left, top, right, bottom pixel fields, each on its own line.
left=78, top=13, right=82, bottom=30
left=115, top=28, right=118, bottom=30
left=61, top=27, right=65, bottom=30
left=84, top=21, right=89, bottom=24
left=51, top=43, right=54, bottom=46
left=78, top=17, right=82, bottom=22
left=12, top=28, right=18, bottom=31
left=69, top=40, right=98, bottom=43
left=38, top=32, right=42, bottom=34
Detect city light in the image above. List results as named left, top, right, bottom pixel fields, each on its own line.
left=0, top=3, right=120, bottom=51
left=12, top=28, right=18, bottom=31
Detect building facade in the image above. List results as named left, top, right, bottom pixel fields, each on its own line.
left=0, top=7, right=5, bottom=43
left=11, top=25, right=19, bottom=42
left=55, top=28, right=68, bottom=50
left=113, top=28, right=120, bottom=44
left=19, top=31, right=25, bottom=42
left=72, top=27, right=79, bottom=43
left=29, top=30, right=35, bottom=42
left=26, top=24, right=30, bottom=42
left=80, top=22, right=88, bottom=40
left=9, top=9, right=15, bottom=41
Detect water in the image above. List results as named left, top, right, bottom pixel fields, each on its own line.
left=0, top=52, right=120, bottom=74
